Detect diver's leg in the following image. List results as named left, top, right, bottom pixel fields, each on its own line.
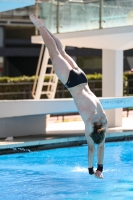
left=29, top=14, right=72, bottom=84
left=46, top=29, right=80, bottom=70
left=30, top=14, right=81, bottom=70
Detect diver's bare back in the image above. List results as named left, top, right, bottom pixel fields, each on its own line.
left=68, top=83, right=105, bottom=123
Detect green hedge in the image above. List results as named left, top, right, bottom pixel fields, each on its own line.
left=124, top=72, right=133, bottom=88
left=0, top=76, right=35, bottom=83
left=0, top=72, right=131, bottom=99
left=0, top=72, right=130, bottom=83
left=0, top=74, right=103, bottom=83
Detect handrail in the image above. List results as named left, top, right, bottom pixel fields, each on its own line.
left=0, top=78, right=132, bottom=100
left=32, top=44, right=44, bottom=98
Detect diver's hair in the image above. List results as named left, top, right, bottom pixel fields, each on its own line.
left=90, top=123, right=106, bottom=144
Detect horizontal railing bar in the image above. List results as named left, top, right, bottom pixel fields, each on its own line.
left=0, top=82, right=33, bottom=86
left=0, top=92, right=31, bottom=95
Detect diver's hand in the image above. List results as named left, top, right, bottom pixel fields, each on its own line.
left=94, top=170, right=104, bottom=179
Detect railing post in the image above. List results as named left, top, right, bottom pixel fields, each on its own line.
left=56, top=0, right=59, bottom=33
left=99, top=0, right=103, bottom=29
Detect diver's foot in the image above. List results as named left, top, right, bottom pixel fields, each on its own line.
left=29, top=14, right=45, bottom=29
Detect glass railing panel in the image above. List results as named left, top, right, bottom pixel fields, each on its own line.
left=40, top=1, right=100, bottom=33
left=102, top=0, right=133, bottom=28
left=58, top=2, right=100, bottom=33
left=40, top=1, right=57, bottom=33
left=40, top=0, right=133, bottom=33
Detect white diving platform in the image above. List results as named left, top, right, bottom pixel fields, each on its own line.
left=0, top=97, right=133, bottom=139
left=32, top=26, right=133, bottom=50
left=0, top=97, right=133, bottom=118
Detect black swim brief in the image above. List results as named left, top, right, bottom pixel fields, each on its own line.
left=65, top=68, right=88, bottom=88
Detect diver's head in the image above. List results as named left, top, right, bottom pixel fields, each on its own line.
left=90, top=123, right=106, bottom=144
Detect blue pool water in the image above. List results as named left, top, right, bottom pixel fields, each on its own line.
left=0, top=141, right=133, bottom=200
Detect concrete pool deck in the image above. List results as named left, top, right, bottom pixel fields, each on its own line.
left=0, top=112, right=133, bottom=154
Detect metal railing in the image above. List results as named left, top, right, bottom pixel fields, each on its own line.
left=0, top=78, right=132, bottom=99
left=0, top=79, right=101, bottom=100
left=0, top=82, right=33, bottom=100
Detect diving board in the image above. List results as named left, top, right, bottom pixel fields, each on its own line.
left=0, top=96, right=132, bottom=138
left=0, top=96, right=133, bottom=118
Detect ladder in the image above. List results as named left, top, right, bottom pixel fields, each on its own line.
left=32, top=44, right=58, bottom=99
